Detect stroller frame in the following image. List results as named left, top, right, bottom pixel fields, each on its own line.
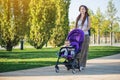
left=55, top=47, right=81, bottom=74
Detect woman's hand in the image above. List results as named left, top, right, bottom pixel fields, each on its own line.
left=83, top=27, right=90, bottom=31
left=83, top=28, right=88, bottom=31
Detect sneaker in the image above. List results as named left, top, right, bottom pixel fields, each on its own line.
left=80, top=66, right=85, bottom=71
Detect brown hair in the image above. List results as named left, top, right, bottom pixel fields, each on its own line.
left=75, top=5, right=89, bottom=28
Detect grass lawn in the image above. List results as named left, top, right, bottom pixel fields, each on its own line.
left=0, top=46, right=120, bottom=72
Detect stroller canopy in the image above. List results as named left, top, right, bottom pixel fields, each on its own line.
left=67, top=29, right=84, bottom=53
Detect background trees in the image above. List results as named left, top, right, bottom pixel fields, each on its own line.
left=89, top=0, right=119, bottom=44
left=28, top=0, right=57, bottom=49
left=0, top=0, right=119, bottom=51
left=0, top=0, right=30, bottom=51
left=95, top=8, right=104, bottom=44
left=49, top=0, right=70, bottom=47
left=28, top=0, right=70, bottom=48
left=0, top=0, right=70, bottom=50
left=106, top=0, right=118, bottom=45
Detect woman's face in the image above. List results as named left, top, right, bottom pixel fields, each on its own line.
left=80, top=6, right=86, bottom=14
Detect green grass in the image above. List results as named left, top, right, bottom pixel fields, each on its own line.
left=88, top=46, right=120, bottom=59
left=0, top=46, right=120, bottom=72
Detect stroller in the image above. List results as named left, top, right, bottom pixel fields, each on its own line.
left=55, top=29, right=84, bottom=74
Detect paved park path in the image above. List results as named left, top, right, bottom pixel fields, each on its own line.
left=0, top=54, right=120, bottom=80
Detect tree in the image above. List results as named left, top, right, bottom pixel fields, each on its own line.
left=90, top=15, right=97, bottom=44
left=88, top=9, right=97, bottom=44
left=90, top=8, right=104, bottom=44
left=19, top=0, right=30, bottom=37
left=0, top=0, right=19, bottom=51
left=101, top=20, right=110, bottom=43
left=106, top=0, right=117, bottom=45
left=69, top=21, right=75, bottom=31
left=49, top=0, right=70, bottom=47
left=0, top=0, right=30, bottom=51
left=95, top=8, right=104, bottom=44
left=28, top=0, right=56, bottom=49
left=112, top=22, right=120, bottom=43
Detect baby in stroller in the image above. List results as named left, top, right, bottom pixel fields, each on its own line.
left=55, top=29, right=84, bottom=74
left=60, top=40, right=75, bottom=58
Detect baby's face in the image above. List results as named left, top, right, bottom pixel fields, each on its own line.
left=65, top=41, right=70, bottom=46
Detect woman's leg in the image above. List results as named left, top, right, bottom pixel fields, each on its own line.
left=80, top=35, right=90, bottom=67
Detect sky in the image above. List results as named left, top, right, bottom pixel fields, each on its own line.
left=69, top=0, right=120, bottom=23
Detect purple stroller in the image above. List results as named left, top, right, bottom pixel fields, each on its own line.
left=55, top=29, right=84, bottom=74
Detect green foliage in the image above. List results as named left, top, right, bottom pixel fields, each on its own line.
left=0, top=0, right=70, bottom=50
left=28, top=0, right=56, bottom=49
left=90, top=0, right=119, bottom=44
left=0, top=0, right=19, bottom=51
left=113, top=23, right=120, bottom=42
left=49, top=0, right=70, bottom=47
left=107, top=0, right=117, bottom=20
left=0, top=0, right=30, bottom=51
left=106, top=0, right=118, bottom=45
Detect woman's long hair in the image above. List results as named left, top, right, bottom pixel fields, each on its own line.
left=75, top=5, right=89, bottom=28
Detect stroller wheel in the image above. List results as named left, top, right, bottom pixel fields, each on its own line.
left=55, top=65, right=59, bottom=73
left=55, top=68, right=59, bottom=73
left=72, top=69, right=76, bottom=74
left=67, top=67, right=70, bottom=71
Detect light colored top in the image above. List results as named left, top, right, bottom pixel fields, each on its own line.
left=77, top=17, right=88, bottom=35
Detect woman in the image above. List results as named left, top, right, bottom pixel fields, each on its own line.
left=75, top=5, right=91, bottom=71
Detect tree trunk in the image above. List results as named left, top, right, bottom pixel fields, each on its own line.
left=105, top=32, right=107, bottom=43
left=98, top=29, right=100, bottom=44
left=20, top=39, right=24, bottom=50
left=110, top=23, right=113, bottom=45
left=113, top=32, right=115, bottom=43
left=6, top=43, right=13, bottom=51
left=93, top=34, right=95, bottom=44
left=45, top=43, right=48, bottom=47
left=110, top=32, right=112, bottom=45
